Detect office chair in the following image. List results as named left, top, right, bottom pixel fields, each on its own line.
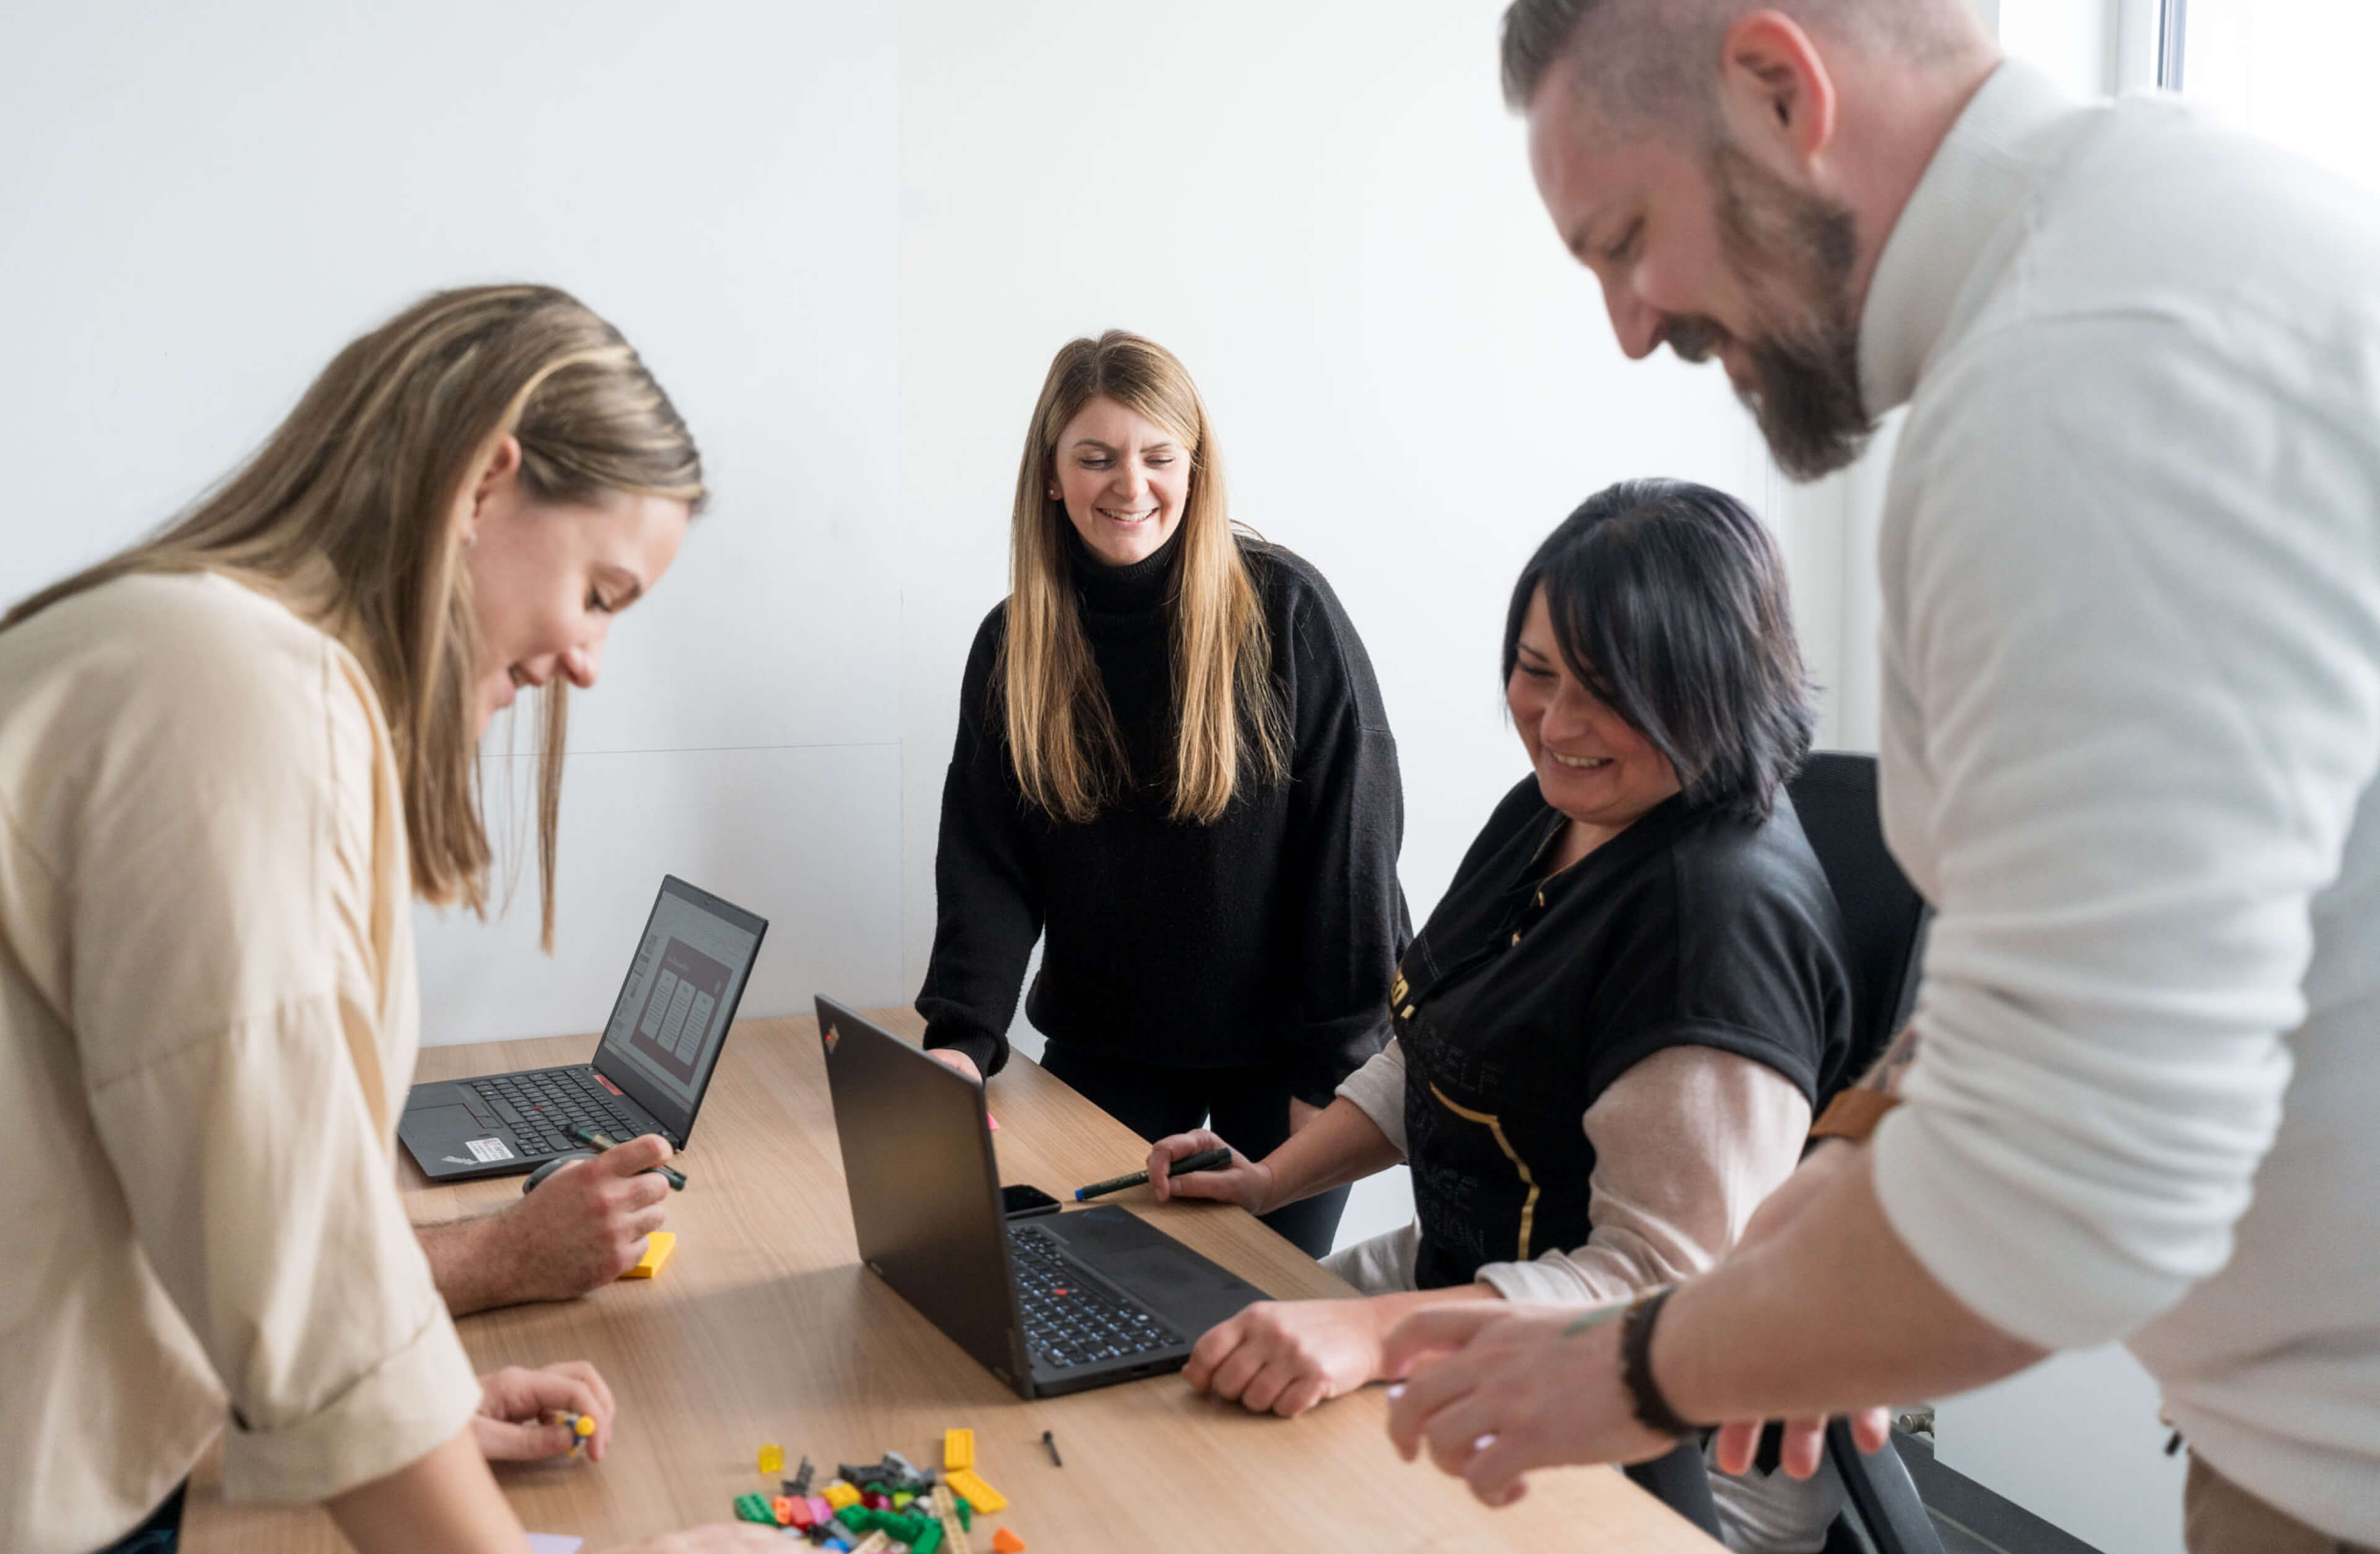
left=1790, top=752, right=1942, bottom=1554
left=1632, top=754, right=1944, bottom=1553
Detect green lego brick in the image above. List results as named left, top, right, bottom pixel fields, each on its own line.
left=733, top=1492, right=775, bottom=1525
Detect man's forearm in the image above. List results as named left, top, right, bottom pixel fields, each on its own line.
left=416, top=1216, right=512, bottom=1319
left=1659, top=1145, right=2047, bottom=1424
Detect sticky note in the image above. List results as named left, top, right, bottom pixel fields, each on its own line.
left=620, top=1231, right=676, bottom=1279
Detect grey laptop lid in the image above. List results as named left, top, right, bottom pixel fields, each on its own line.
left=814, top=996, right=1035, bottom=1392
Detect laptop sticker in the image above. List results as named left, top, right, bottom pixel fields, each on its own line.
left=463, top=1137, right=516, bottom=1164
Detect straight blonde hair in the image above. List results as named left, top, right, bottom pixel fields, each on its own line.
left=1001, top=331, right=1287, bottom=825
left=2, top=284, right=704, bottom=947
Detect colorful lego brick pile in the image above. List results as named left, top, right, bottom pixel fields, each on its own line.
left=733, top=1429, right=1022, bottom=1552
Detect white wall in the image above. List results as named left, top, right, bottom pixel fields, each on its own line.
left=0, top=0, right=905, bottom=1045
left=897, top=0, right=1791, bottom=1245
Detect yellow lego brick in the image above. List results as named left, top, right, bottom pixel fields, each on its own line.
left=946, top=1467, right=1007, bottom=1514
left=943, top=1427, right=975, bottom=1472
left=932, top=1483, right=974, bottom=1554
left=822, top=1480, right=862, bottom=1511
left=620, top=1231, right=676, bottom=1279
left=757, top=1442, right=785, bottom=1476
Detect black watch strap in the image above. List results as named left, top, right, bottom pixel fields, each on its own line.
left=1621, top=1286, right=1704, bottom=1439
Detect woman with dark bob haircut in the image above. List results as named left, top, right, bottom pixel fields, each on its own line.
left=1145, top=479, right=1853, bottom=1551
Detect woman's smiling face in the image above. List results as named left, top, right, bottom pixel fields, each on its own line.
left=1506, top=583, right=1681, bottom=836
left=1049, top=395, right=1190, bottom=567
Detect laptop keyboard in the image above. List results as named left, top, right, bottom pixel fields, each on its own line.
left=1008, top=1223, right=1182, bottom=1370
left=471, top=1069, right=648, bottom=1157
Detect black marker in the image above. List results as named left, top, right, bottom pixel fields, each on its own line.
left=1074, top=1146, right=1232, bottom=1201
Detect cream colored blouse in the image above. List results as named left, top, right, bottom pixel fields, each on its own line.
left=0, top=572, right=480, bottom=1553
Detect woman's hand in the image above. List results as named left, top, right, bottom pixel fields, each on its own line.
left=927, top=1048, right=983, bottom=1083
left=473, top=1361, right=615, bottom=1462
left=1147, top=1129, right=1276, bottom=1213
left=1183, top=1299, right=1390, bottom=1416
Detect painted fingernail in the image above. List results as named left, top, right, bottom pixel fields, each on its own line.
left=1473, top=1433, right=1497, bottom=1452
left=1386, top=1384, right=1406, bottom=1400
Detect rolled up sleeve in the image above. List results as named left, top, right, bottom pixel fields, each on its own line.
left=1872, top=322, right=2380, bottom=1349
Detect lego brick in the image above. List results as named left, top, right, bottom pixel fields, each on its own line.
left=849, top=1535, right=894, bottom=1554
left=619, top=1230, right=675, bottom=1279
left=757, top=1442, right=785, bottom=1477
left=946, top=1468, right=1007, bottom=1514
left=910, top=1519, right=945, bottom=1554
left=787, top=1455, right=816, bottom=1497
left=990, top=1531, right=1026, bottom=1553
left=808, top=1496, right=834, bottom=1524
left=931, top=1484, right=974, bottom=1554
left=943, top=1428, right=975, bottom=1473
left=823, top=1480, right=862, bottom=1511
left=771, top=1496, right=797, bottom=1527
left=733, top=1492, right=775, bottom=1525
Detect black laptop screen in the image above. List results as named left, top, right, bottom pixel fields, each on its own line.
left=594, top=876, right=767, bottom=1141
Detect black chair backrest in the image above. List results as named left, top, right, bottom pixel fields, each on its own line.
left=1786, top=752, right=1931, bottom=1092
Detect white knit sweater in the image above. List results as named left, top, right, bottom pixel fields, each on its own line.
left=1864, top=62, right=2380, bottom=1542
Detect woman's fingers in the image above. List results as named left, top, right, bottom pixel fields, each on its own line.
left=1145, top=1130, right=1228, bottom=1201
left=1712, top=1420, right=1763, bottom=1477
left=474, top=1413, right=576, bottom=1462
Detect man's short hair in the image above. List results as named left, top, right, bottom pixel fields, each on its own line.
left=1500, top=0, right=1981, bottom=118
left=1502, top=478, right=1815, bottom=821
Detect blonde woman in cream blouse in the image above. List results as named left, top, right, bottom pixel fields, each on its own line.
left=0, top=287, right=778, bottom=1554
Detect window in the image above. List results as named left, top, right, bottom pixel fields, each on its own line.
left=2179, top=0, right=2380, bottom=193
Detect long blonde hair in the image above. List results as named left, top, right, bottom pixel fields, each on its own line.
left=1000, top=331, right=1286, bottom=825
left=2, top=284, right=704, bottom=947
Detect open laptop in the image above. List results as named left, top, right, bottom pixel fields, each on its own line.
left=400, top=877, right=769, bottom=1182
left=815, top=996, right=1272, bottom=1397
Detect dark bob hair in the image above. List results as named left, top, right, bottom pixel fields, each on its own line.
left=1502, top=478, right=1815, bottom=820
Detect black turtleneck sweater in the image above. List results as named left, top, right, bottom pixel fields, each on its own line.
left=917, top=527, right=1408, bottom=1105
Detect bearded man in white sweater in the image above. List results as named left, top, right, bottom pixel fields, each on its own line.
left=1379, top=4, right=2380, bottom=1551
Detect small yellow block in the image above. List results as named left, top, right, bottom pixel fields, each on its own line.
left=946, top=1467, right=1007, bottom=1514
left=620, top=1231, right=676, bottom=1280
left=822, top=1480, right=862, bottom=1511
left=943, top=1427, right=975, bottom=1472
left=757, top=1442, right=785, bottom=1476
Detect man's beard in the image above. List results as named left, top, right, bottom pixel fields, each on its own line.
left=1664, top=141, right=1874, bottom=481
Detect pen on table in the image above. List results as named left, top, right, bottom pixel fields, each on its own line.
left=1073, top=1145, right=1233, bottom=1201
left=570, top=1125, right=688, bottom=1191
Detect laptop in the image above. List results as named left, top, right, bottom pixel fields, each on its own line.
left=400, top=876, right=769, bottom=1182
left=814, top=996, right=1272, bottom=1397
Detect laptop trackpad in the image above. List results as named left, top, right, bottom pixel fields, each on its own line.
left=1056, top=1208, right=1268, bottom=1330
left=405, top=1102, right=482, bottom=1141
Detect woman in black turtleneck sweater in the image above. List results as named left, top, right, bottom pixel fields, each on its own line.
left=916, top=331, right=1407, bottom=1257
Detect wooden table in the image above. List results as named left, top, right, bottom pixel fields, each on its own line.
left=186, top=1011, right=1716, bottom=1552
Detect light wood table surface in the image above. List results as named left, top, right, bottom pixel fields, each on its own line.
left=185, top=1011, right=1716, bottom=1553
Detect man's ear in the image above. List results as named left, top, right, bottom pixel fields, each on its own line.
left=1715, top=9, right=1839, bottom=172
